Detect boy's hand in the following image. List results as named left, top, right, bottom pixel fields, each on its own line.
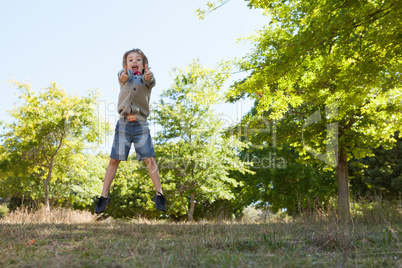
left=144, top=64, right=153, bottom=81
left=120, top=65, right=128, bottom=82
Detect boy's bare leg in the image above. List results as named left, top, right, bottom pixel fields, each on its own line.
left=101, top=158, right=121, bottom=197
left=144, top=157, right=163, bottom=195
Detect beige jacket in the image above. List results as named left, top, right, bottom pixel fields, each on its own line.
left=117, top=69, right=156, bottom=121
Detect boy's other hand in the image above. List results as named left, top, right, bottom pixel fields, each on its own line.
left=144, top=64, right=152, bottom=81
left=120, top=65, right=129, bottom=82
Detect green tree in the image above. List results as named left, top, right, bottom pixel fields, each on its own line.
left=0, top=144, right=42, bottom=209
left=228, top=105, right=337, bottom=215
left=202, top=0, right=402, bottom=219
left=350, top=131, right=402, bottom=200
left=152, top=60, right=248, bottom=221
left=51, top=153, right=109, bottom=209
left=0, top=80, right=109, bottom=210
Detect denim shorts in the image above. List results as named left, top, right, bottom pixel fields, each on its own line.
left=110, top=119, right=155, bottom=161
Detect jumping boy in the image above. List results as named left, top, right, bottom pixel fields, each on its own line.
left=95, top=48, right=166, bottom=214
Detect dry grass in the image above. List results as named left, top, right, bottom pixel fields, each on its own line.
left=0, top=207, right=97, bottom=224
left=0, top=207, right=401, bottom=267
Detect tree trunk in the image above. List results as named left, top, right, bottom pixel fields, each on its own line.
left=188, top=193, right=195, bottom=222
left=44, top=157, right=54, bottom=211
left=44, top=180, right=50, bottom=211
left=337, top=148, right=350, bottom=220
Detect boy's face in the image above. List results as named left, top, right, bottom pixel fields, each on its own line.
left=126, top=52, right=144, bottom=74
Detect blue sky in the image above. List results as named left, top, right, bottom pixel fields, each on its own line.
left=0, top=0, right=267, bottom=150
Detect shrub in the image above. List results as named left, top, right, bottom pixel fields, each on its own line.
left=0, top=204, right=9, bottom=218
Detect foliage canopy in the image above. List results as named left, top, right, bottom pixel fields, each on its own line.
left=219, top=0, right=402, bottom=218
left=0, top=80, right=109, bottom=209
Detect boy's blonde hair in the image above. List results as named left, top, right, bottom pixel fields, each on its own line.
left=122, top=48, right=149, bottom=74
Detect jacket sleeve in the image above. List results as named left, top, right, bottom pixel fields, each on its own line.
left=117, top=69, right=134, bottom=117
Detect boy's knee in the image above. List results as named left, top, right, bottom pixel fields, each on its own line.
left=145, top=157, right=157, bottom=167
left=109, top=158, right=121, bottom=167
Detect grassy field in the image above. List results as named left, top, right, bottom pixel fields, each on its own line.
left=0, top=208, right=401, bottom=267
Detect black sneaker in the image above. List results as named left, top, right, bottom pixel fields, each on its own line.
left=153, top=191, right=166, bottom=212
left=95, top=196, right=111, bottom=214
